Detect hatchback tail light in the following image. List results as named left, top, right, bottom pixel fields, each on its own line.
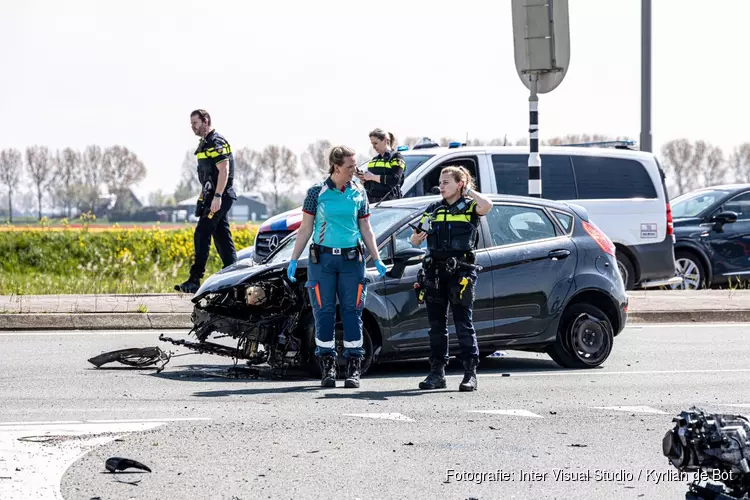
left=666, top=202, right=674, bottom=236
left=582, top=220, right=616, bottom=257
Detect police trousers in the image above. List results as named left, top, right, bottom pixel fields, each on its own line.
left=305, top=250, right=368, bottom=359
left=189, top=195, right=237, bottom=281
left=423, top=264, right=479, bottom=363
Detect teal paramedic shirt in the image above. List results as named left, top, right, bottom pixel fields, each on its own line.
left=302, top=177, right=370, bottom=249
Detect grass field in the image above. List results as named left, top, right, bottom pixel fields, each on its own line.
left=0, top=219, right=259, bottom=295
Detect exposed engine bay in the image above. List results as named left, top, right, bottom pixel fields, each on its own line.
left=160, top=268, right=314, bottom=377
left=663, top=407, right=750, bottom=499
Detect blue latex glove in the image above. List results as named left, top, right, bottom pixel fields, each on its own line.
left=287, top=260, right=297, bottom=282
left=375, top=260, right=387, bottom=277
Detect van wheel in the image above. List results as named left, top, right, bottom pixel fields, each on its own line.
left=615, top=251, right=636, bottom=290
left=546, top=303, right=614, bottom=369
left=302, top=316, right=374, bottom=379
left=671, top=251, right=705, bottom=290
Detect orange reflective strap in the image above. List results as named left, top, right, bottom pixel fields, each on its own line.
left=315, top=284, right=322, bottom=308
left=356, top=283, right=363, bottom=308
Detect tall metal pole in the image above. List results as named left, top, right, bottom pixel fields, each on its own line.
left=640, top=0, right=652, bottom=152
left=528, top=74, right=541, bottom=197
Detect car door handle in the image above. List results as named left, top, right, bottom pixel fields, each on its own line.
left=548, top=249, right=571, bottom=260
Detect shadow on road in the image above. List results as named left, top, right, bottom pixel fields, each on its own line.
left=155, top=353, right=575, bottom=398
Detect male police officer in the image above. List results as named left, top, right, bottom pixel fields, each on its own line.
left=175, top=109, right=238, bottom=294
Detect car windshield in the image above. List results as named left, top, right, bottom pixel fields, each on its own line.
left=264, top=207, right=417, bottom=264
left=671, top=189, right=731, bottom=218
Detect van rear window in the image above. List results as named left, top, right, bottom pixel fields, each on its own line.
left=491, top=154, right=576, bottom=200
left=492, top=153, right=657, bottom=200
left=572, top=156, right=657, bottom=199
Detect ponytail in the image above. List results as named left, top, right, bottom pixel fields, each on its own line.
left=369, top=128, right=396, bottom=149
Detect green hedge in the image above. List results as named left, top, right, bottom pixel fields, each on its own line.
left=0, top=225, right=258, bottom=295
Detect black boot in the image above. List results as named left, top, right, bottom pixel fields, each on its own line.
left=459, top=357, right=479, bottom=392
left=345, top=357, right=362, bottom=388
left=319, top=355, right=337, bottom=387
left=418, top=357, right=447, bottom=390
left=174, top=277, right=200, bottom=294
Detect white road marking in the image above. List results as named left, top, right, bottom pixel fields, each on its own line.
left=590, top=405, right=668, bottom=414
left=626, top=323, right=750, bottom=329
left=0, top=329, right=188, bottom=337
left=475, top=368, right=750, bottom=379
left=467, top=409, right=544, bottom=418
left=3, top=323, right=750, bottom=337
left=343, top=413, right=414, bottom=422
left=719, top=404, right=750, bottom=408
left=0, top=417, right=210, bottom=500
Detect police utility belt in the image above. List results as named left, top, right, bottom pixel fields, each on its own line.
left=309, top=243, right=363, bottom=264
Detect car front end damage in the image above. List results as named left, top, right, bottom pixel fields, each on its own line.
left=159, top=263, right=313, bottom=376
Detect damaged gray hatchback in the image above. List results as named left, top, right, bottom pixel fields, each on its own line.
left=160, top=195, right=628, bottom=378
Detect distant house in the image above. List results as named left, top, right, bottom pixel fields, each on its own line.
left=176, top=191, right=268, bottom=223
left=229, top=193, right=268, bottom=222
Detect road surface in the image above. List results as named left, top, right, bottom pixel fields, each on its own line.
left=1, top=323, right=748, bottom=500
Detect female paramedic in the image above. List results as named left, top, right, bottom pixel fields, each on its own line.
left=355, top=128, right=405, bottom=203
left=287, top=145, right=387, bottom=388
left=410, top=166, right=492, bottom=392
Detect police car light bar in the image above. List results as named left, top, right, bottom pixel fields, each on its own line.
left=448, top=142, right=463, bottom=148
left=558, top=140, right=637, bottom=150
left=397, top=145, right=409, bottom=151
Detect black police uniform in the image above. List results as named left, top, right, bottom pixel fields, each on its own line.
left=178, top=129, right=238, bottom=292
left=364, top=149, right=405, bottom=202
left=415, top=195, right=483, bottom=391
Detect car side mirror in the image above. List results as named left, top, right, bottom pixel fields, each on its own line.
left=711, top=211, right=738, bottom=232
left=387, top=248, right=426, bottom=279
left=430, top=186, right=440, bottom=195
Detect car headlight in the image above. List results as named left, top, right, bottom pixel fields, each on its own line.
left=246, top=285, right=267, bottom=306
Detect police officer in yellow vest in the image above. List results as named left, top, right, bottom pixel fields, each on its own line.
left=175, top=109, right=237, bottom=294
left=355, top=128, right=405, bottom=202
left=410, top=166, right=492, bottom=391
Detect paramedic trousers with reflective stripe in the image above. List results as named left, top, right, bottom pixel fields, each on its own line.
left=305, top=252, right=367, bottom=359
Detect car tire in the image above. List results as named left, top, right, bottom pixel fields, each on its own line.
left=671, top=250, right=705, bottom=290
left=546, top=303, right=614, bottom=369
left=302, top=316, right=375, bottom=379
left=615, top=251, right=636, bottom=290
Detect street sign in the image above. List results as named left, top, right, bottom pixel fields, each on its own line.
left=511, top=0, right=571, bottom=197
left=512, top=0, right=571, bottom=94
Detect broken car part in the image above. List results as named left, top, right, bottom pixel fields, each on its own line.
left=160, top=268, right=311, bottom=377
left=105, top=457, right=152, bottom=473
left=88, top=347, right=172, bottom=372
left=663, top=407, right=750, bottom=499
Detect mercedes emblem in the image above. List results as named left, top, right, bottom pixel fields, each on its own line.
left=268, top=235, right=279, bottom=251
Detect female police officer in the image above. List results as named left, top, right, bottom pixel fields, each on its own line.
left=410, top=166, right=492, bottom=392
left=355, top=128, right=405, bottom=202
left=287, top=145, right=387, bottom=388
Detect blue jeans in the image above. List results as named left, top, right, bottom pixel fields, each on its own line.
left=305, top=252, right=367, bottom=359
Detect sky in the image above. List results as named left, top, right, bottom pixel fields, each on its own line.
left=2, top=0, right=749, bottom=203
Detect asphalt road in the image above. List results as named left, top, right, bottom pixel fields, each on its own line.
left=1, top=324, right=749, bottom=500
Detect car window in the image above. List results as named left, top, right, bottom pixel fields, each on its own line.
left=572, top=156, right=657, bottom=199
left=394, top=224, right=427, bottom=255
left=492, top=154, right=576, bottom=200
left=722, top=192, right=750, bottom=220
left=420, top=156, right=480, bottom=196
left=552, top=211, right=574, bottom=232
left=484, top=204, right=558, bottom=247
left=671, top=189, right=730, bottom=218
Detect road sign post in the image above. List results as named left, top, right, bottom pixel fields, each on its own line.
left=511, top=0, right=571, bottom=197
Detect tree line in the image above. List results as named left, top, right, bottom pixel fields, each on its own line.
left=2, top=135, right=749, bottom=222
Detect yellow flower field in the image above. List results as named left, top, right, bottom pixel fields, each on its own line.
left=0, top=218, right=259, bottom=295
